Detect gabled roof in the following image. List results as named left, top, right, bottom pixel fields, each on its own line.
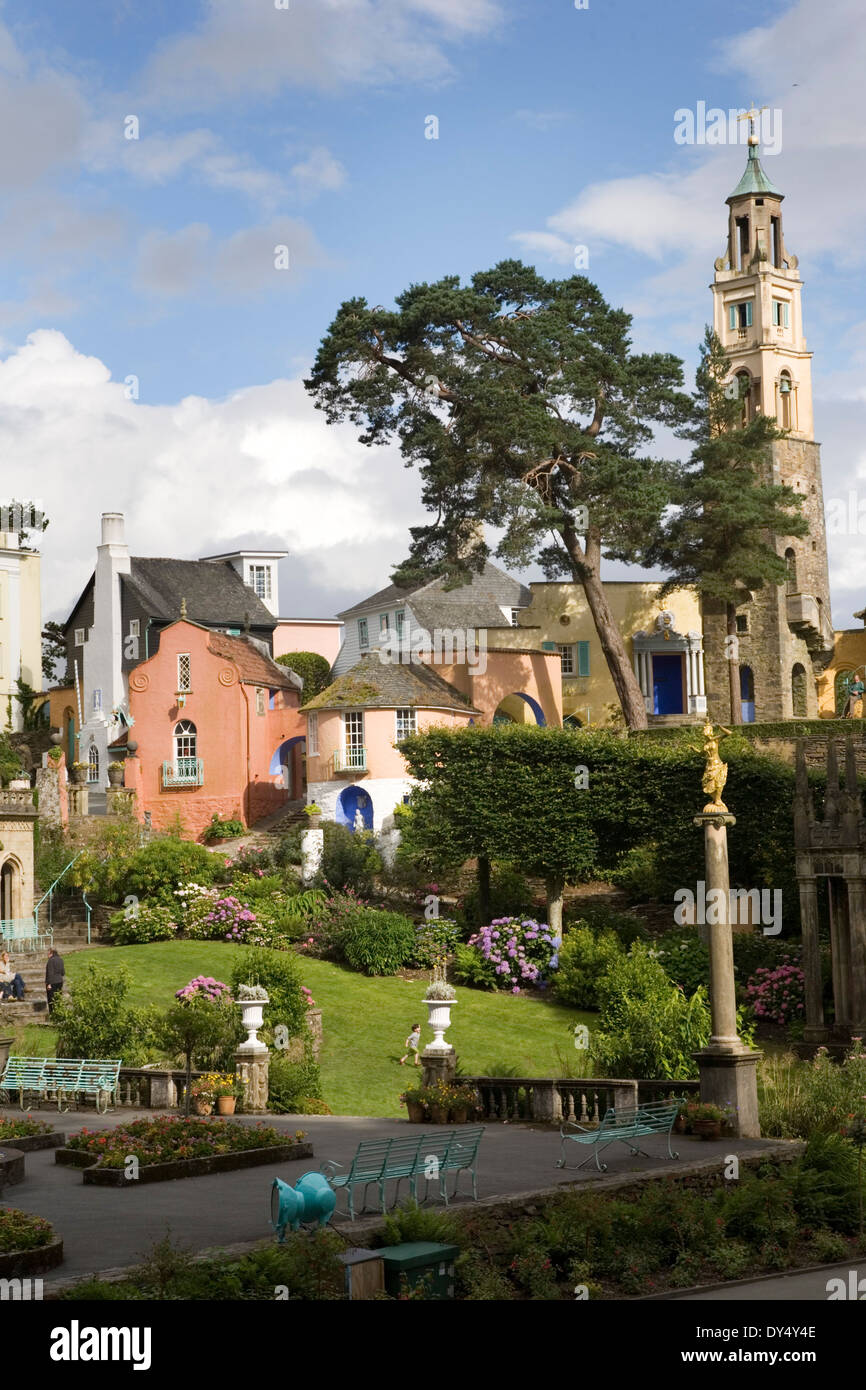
left=300, top=653, right=479, bottom=713
left=124, top=558, right=275, bottom=628
left=206, top=631, right=301, bottom=690
left=337, top=561, right=531, bottom=621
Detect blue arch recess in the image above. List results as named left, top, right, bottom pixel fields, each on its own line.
left=269, top=735, right=306, bottom=777
left=336, top=785, right=373, bottom=831
left=513, top=692, right=546, bottom=726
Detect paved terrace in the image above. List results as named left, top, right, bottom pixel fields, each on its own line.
left=0, top=1108, right=791, bottom=1286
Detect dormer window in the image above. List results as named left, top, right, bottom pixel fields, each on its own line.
left=249, top=564, right=272, bottom=601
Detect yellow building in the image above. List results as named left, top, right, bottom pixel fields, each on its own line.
left=0, top=530, right=42, bottom=733
left=817, top=627, right=866, bottom=718
left=517, top=581, right=705, bottom=726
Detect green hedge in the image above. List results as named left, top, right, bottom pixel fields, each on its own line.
left=631, top=718, right=866, bottom=743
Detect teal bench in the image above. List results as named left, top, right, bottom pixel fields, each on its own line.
left=557, top=1099, right=682, bottom=1173
left=0, top=1056, right=122, bottom=1113
left=322, top=1127, right=485, bottom=1219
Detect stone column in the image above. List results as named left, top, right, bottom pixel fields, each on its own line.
left=827, top=879, right=850, bottom=1029
left=421, top=1052, right=456, bottom=1088
left=36, top=755, right=63, bottom=829
left=799, top=876, right=826, bottom=1041
left=235, top=1047, right=269, bottom=1114
left=300, top=827, right=323, bottom=885
left=693, top=810, right=763, bottom=1138
left=67, top=784, right=89, bottom=819
left=846, top=879, right=866, bottom=1030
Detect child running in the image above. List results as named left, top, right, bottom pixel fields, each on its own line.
left=400, top=1023, right=422, bottom=1066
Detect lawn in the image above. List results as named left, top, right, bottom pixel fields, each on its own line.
left=53, top=942, right=589, bottom=1117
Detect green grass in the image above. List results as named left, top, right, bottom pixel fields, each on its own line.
left=59, top=942, right=588, bottom=1117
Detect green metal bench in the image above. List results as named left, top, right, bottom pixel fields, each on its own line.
left=557, top=1099, right=682, bottom=1173
left=0, top=1056, right=122, bottom=1113
left=322, top=1127, right=485, bottom=1219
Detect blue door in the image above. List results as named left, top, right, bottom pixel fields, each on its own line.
left=652, top=653, right=684, bottom=715
left=740, top=666, right=755, bottom=723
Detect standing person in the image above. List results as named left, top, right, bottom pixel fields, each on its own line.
left=45, top=948, right=64, bottom=1014
left=0, top=950, right=25, bottom=1001
left=400, top=1023, right=422, bottom=1066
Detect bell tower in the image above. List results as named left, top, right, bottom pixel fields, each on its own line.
left=703, top=110, right=834, bottom=722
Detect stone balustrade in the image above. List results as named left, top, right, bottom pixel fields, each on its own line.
left=462, top=1075, right=700, bottom=1124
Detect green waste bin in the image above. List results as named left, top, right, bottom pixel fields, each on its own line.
left=379, top=1242, right=460, bottom=1300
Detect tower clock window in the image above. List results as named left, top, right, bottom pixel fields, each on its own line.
left=779, top=372, right=793, bottom=429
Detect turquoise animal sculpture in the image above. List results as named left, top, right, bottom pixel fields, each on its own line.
left=294, top=1171, right=337, bottom=1228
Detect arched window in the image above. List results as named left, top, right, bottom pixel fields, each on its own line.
left=791, top=663, right=808, bottom=718
left=173, top=720, right=197, bottom=766
left=87, top=743, right=99, bottom=783
left=740, top=665, right=755, bottom=723
left=737, top=371, right=752, bottom=425
left=779, top=372, right=793, bottom=430
left=785, top=548, right=797, bottom=594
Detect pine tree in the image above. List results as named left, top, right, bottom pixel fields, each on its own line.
left=644, top=328, right=809, bottom=723
left=305, top=261, right=693, bottom=729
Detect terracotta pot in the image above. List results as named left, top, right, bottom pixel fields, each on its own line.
left=194, top=1098, right=213, bottom=1116
left=451, top=1106, right=468, bottom=1125
left=406, top=1101, right=425, bottom=1124
left=693, top=1119, right=722, bottom=1141
left=216, top=1095, right=236, bottom=1116
left=430, top=1104, right=449, bottom=1125
left=674, top=1114, right=687, bottom=1135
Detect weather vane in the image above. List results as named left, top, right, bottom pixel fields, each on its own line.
left=738, top=101, right=768, bottom=144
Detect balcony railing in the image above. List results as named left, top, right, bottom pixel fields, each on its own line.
left=161, top=758, right=204, bottom=787
left=332, top=747, right=367, bottom=774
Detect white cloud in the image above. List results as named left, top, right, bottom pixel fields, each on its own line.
left=0, top=330, right=423, bottom=619
left=290, top=146, right=347, bottom=198
left=144, top=0, right=504, bottom=105
left=135, top=217, right=329, bottom=297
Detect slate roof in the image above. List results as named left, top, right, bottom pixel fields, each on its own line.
left=300, top=653, right=479, bottom=713
left=206, top=631, right=301, bottom=689
left=337, top=561, right=531, bottom=621
left=124, top=558, right=275, bottom=628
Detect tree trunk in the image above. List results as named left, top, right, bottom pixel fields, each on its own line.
left=477, top=855, right=491, bottom=924
left=546, top=876, right=565, bottom=939
left=726, top=603, right=742, bottom=725
left=184, top=1053, right=192, bottom=1117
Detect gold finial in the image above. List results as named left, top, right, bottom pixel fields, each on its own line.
left=698, top=719, right=732, bottom=812
left=180, top=597, right=187, bottom=619
left=738, top=100, right=768, bottom=146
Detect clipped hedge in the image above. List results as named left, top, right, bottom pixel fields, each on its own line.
left=341, top=908, right=417, bottom=975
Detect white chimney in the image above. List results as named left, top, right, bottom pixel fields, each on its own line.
left=89, top=512, right=131, bottom=743
left=101, top=512, right=126, bottom=546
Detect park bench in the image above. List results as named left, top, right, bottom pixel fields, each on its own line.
left=556, top=1098, right=682, bottom=1173
left=322, top=1127, right=485, bottom=1219
left=0, top=1056, right=122, bottom=1113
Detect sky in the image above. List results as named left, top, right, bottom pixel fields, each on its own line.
left=1, top=0, right=865, bottom=629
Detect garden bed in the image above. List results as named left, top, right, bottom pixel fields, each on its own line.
left=55, top=1116, right=312, bottom=1186
left=0, top=1146, right=25, bottom=1188
left=0, top=1119, right=64, bottom=1153
left=0, top=1208, right=62, bottom=1277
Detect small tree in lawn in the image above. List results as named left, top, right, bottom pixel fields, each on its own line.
left=399, top=724, right=598, bottom=935
left=161, top=986, right=238, bottom=1116
left=305, top=261, right=693, bottom=730
left=644, top=328, right=809, bottom=723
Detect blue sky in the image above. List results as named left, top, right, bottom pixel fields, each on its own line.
left=1, top=0, right=864, bottom=628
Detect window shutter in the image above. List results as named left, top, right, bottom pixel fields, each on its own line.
left=783, top=302, right=789, bottom=328
left=728, top=305, right=736, bottom=331
left=744, top=301, right=753, bottom=328
left=577, top=641, right=590, bottom=677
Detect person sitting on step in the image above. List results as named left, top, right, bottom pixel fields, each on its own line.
left=0, top=950, right=25, bottom=1001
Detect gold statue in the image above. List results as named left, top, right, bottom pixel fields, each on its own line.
left=698, top=719, right=732, bottom=812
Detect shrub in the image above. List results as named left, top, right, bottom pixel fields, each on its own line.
left=341, top=908, right=416, bottom=975
left=554, top=925, right=624, bottom=1009
left=608, top=842, right=666, bottom=902
left=413, top=917, right=460, bottom=970
left=64, top=1117, right=290, bottom=1168
left=381, top=1199, right=459, bottom=1248
left=202, top=814, right=246, bottom=844
left=226, top=843, right=275, bottom=875
left=458, top=918, right=559, bottom=994
left=456, top=865, right=535, bottom=933
left=160, top=996, right=242, bottom=1107
left=108, top=902, right=179, bottom=945
left=273, top=828, right=302, bottom=867
left=651, top=930, right=710, bottom=996
left=589, top=944, right=711, bottom=1079
left=267, top=1054, right=324, bottom=1113
left=745, top=959, right=805, bottom=1026
left=120, top=838, right=222, bottom=905
left=185, top=895, right=258, bottom=942
left=275, top=651, right=332, bottom=700
left=452, top=942, right=498, bottom=990
left=0, top=1208, right=53, bottom=1253
left=229, top=948, right=307, bottom=1038
left=300, top=885, right=371, bottom=958
left=315, top=822, right=382, bottom=894
left=758, top=1041, right=866, bottom=1139
left=68, top=819, right=144, bottom=902
left=53, top=964, right=161, bottom=1066
left=562, top=902, right=648, bottom=946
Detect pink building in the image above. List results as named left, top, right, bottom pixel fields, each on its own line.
left=123, top=619, right=305, bottom=837
left=273, top=618, right=343, bottom=666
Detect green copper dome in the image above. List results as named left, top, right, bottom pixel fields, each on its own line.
left=727, top=142, right=783, bottom=202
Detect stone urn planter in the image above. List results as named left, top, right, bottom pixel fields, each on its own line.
left=238, top=991, right=269, bottom=1049
left=107, top=763, right=124, bottom=787
left=423, top=996, right=456, bottom=1053
left=70, top=764, right=87, bottom=785
left=692, top=1118, right=722, bottom=1141
left=194, top=1099, right=213, bottom=1116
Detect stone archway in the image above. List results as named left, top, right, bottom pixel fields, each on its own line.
left=0, top=857, right=22, bottom=921
left=492, top=692, right=546, bottom=726
left=269, top=735, right=306, bottom=797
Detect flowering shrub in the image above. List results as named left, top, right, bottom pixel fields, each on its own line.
left=109, top=901, right=179, bottom=946
left=413, top=918, right=460, bottom=970
left=301, top=985, right=316, bottom=1009
left=0, top=1115, right=54, bottom=1140
left=227, top=844, right=275, bottom=876
left=189, top=895, right=257, bottom=942
left=455, top=918, right=560, bottom=994
left=64, top=1117, right=290, bottom=1168
left=0, top=1207, right=54, bottom=1252
left=745, top=959, right=805, bottom=1026
left=758, top=1039, right=866, bottom=1138
left=175, top=976, right=232, bottom=1003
